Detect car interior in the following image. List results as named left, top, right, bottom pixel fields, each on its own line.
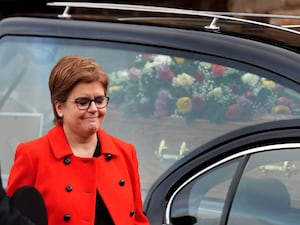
left=169, top=148, right=300, bottom=225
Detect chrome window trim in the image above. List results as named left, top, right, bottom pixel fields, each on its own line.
left=164, top=143, right=300, bottom=224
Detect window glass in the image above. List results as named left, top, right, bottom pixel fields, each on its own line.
left=228, top=149, right=300, bottom=225
left=170, top=160, right=239, bottom=225
left=1, top=35, right=300, bottom=197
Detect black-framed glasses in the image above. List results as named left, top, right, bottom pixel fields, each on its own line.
left=71, top=96, right=109, bottom=110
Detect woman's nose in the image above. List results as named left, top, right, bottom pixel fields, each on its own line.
left=88, top=101, right=98, bottom=111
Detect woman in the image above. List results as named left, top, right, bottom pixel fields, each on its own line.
left=6, top=55, right=149, bottom=225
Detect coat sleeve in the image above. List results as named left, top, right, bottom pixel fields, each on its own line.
left=6, top=143, right=36, bottom=197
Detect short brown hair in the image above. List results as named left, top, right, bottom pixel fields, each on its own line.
left=49, top=55, right=109, bottom=124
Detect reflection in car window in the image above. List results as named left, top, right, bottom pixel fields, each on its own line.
left=228, top=149, right=300, bottom=225
left=168, top=148, right=300, bottom=225
left=1, top=35, right=300, bottom=195
left=169, top=160, right=240, bottom=225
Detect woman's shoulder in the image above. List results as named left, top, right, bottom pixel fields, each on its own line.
left=15, top=131, right=50, bottom=156
left=19, top=133, right=48, bottom=146
left=22, top=125, right=61, bottom=147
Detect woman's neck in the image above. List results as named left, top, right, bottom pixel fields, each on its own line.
left=65, top=130, right=98, bottom=158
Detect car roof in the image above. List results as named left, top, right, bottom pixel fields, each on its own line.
left=1, top=1, right=300, bottom=53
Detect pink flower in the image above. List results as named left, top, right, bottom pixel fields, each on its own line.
left=277, top=97, right=292, bottom=105
left=226, top=104, right=241, bottom=120
left=155, top=64, right=174, bottom=80
left=211, top=64, right=227, bottom=77
left=194, top=72, right=205, bottom=83
left=192, top=95, right=205, bottom=111
left=141, top=54, right=155, bottom=60
left=128, top=67, right=141, bottom=80
left=236, top=96, right=253, bottom=117
left=154, top=101, right=169, bottom=117
left=154, top=90, right=170, bottom=117
left=243, top=91, right=256, bottom=101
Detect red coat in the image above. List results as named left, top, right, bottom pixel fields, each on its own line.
left=6, top=124, right=149, bottom=225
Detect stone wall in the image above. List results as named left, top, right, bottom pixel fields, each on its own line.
left=228, top=0, right=300, bottom=25
left=1, top=0, right=300, bottom=26
left=134, top=0, right=300, bottom=26
left=228, top=0, right=300, bottom=13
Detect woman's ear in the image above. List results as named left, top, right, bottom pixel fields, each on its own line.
left=54, top=100, right=63, bottom=117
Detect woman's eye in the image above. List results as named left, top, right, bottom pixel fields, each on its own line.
left=77, top=98, right=90, bottom=105
left=95, top=97, right=104, bottom=104
left=95, top=99, right=103, bottom=104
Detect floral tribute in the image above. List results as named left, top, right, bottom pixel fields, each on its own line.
left=108, top=54, right=300, bottom=123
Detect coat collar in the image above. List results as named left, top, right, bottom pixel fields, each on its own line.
left=48, top=124, right=119, bottom=160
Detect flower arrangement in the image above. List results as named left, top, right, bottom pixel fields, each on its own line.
left=108, top=53, right=300, bottom=123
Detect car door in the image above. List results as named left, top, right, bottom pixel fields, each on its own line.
left=143, top=124, right=300, bottom=225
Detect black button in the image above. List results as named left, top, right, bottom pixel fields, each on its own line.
left=129, top=210, right=135, bottom=217
left=119, top=179, right=125, bottom=186
left=64, top=214, right=71, bottom=221
left=64, top=157, right=71, bottom=165
left=105, top=154, right=112, bottom=161
left=65, top=185, right=72, bottom=192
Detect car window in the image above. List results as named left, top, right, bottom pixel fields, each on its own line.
left=168, top=147, right=300, bottom=225
left=2, top=35, right=300, bottom=196
left=228, top=149, right=300, bottom=225
left=169, top=160, right=240, bottom=225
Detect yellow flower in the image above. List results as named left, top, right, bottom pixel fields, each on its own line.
left=109, top=85, right=121, bottom=94
left=176, top=97, right=192, bottom=114
left=262, top=79, right=276, bottom=89
left=271, top=105, right=291, bottom=114
left=175, top=57, right=185, bottom=64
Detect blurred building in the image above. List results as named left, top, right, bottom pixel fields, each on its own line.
left=228, top=0, right=300, bottom=26
left=135, top=0, right=300, bottom=25
left=1, top=0, right=300, bottom=26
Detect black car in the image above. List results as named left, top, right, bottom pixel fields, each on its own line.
left=1, top=2, right=300, bottom=225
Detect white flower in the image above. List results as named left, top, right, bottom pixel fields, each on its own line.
left=199, top=62, right=212, bottom=70
left=207, top=87, right=223, bottom=98
left=152, top=55, right=172, bottom=66
left=110, top=70, right=129, bottom=84
left=141, top=54, right=173, bottom=75
left=143, top=61, right=154, bottom=74
left=172, top=73, right=195, bottom=89
left=241, top=73, right=260, bottom=87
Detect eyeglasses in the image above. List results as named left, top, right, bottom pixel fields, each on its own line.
left=71, top=96, right=109, bottom=110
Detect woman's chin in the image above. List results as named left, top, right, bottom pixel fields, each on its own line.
left=85, top=123, right=99, bottom=134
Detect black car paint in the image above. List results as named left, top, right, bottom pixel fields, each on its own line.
left=1, top=17, right=300, bottom=85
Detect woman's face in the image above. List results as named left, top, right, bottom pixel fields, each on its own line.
left=55, top=81, right=107, bottom=138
